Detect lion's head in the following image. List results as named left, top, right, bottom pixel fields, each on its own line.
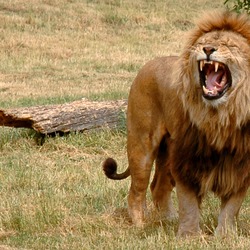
left=174, top=11, right=250, bottom=149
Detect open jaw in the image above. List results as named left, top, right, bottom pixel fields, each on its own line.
left=198, top=60, right=232, bottom=100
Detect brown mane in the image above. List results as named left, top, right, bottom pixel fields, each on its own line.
left=188, top=11, right=250, bottom=50
left=171, top=120, right=250, bottom=198
left=173, top=11, right=250, bottom=151
left=170, top=11, right=250, bottom=198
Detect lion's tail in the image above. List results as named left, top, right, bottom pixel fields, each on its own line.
left=102, top=157, right=130, bottom=180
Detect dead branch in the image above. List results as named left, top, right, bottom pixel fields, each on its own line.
left=0, top=99, right=127, bottom=134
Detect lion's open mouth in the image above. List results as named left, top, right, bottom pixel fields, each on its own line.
left=198, top=60, right=232, bottom=100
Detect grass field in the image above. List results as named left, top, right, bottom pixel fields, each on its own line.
left=0, top=0, right=249, bottom=249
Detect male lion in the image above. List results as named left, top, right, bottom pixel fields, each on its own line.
left=103, top=11, right=250, bottom=236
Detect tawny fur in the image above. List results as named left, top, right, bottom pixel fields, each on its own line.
left=172, top=11, right=250, bottom=198
left=176, top=11, right=250, bottom=150
left=103, top=11, right=250, bottom=237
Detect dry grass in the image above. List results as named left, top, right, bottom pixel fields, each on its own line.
left=0, top=0, right=249, bottom=249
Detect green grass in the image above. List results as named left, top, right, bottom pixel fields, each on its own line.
left=0, top=0, right=249, bottom=249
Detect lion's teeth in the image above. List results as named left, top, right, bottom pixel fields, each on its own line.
left=203, top=85, right=209, bottom=95
left=215, top=62, right=219, bottom=72
left=203, top=85, right=218, bottom=95
left=200, top=60, right=204, bottom=71
left=204, top=60, right=213, bottom=64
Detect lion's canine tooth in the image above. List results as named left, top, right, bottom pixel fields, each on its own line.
left=215, top=62, right=219, bottom=72
left=203, top=85, right=209, bottom=95
left=200, top=60, right=204, bottom=71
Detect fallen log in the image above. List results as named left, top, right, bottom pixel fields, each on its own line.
left=0, top=99, right=127, bottom=134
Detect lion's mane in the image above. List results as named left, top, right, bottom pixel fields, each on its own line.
left=171, top=11, right=250, bottom=198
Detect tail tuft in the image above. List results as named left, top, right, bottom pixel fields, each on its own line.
left=103, top=158, right=118, bottom=178
left=102, top=157, right=130, bottom=180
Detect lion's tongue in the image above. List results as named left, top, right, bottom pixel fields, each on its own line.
left=206, top=70, right=224, bottom=90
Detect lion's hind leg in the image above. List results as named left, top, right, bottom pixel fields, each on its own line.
left=127, top=151, right=155, bottom=227
left=150, top=136, right=177, bottom=220
left=126, top=128, right=167, bottom=226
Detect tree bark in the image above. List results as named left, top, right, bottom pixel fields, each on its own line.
left=0, top=99, right=127, bottom=134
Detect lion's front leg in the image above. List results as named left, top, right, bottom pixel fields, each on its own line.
left=216, top=190, right=247, bottom=236
left=176, top=182, right=201, bottom=237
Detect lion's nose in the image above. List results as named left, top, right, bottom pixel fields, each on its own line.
left=203, top=46, right=216, bottom=57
